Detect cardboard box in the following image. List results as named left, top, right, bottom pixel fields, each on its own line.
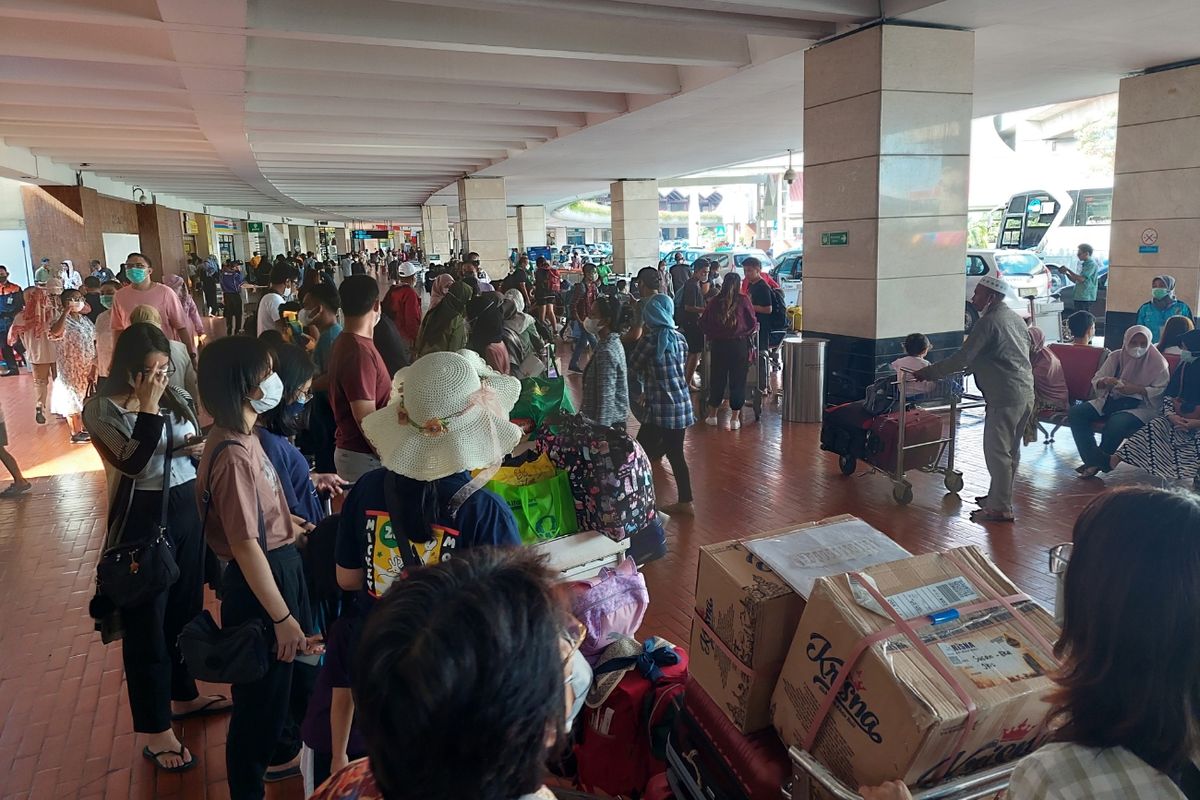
left=690, top=515, right=909, bottom=733
left=770, top=546, right=1059, bottom=791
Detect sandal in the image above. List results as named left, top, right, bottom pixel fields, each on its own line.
left=1077, top=466, right=1102, bottom=479
left=970, top=508, right=1015, bottom=523
left=142, top=745, right=196, bottom=773
left=171, top=695, right=231, bottom=721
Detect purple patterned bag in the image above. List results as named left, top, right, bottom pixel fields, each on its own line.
left=571, top=558, right=650, bottom=660
left=536, top=414, right=657, bottom=541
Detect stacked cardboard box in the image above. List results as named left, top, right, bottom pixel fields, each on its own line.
left=689, top=516, right=909, bottom=733
left=771, top=546, right=1059, bottom=791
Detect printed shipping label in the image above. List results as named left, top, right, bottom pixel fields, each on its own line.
left=853, top=576, right=980, bottom=620
left=937, top=633, right=1050, bottom=690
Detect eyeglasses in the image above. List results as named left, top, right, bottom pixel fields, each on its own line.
left=1048, top=543, right=1072, bottom=575
left=561, top=616, right=586, bottom=678
left=140, top=365, right=177, bottom=378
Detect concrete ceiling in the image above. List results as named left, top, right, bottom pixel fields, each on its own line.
left=0, top=0, right=1197, bottom=222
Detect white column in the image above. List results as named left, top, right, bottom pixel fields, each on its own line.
left=610, top=179, right=660, bottom=276
left=507, top=215, right=519, bottom=250
left=516, top=205, right=547, bottom=251
left=457, top=177, right=510, bottom=278
left=420, top=204, right=451, bottom=262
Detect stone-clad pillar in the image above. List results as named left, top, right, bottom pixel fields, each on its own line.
left=1105, top=62, right=1200, bottom=347
left=801, top=24, right=974, bottom=404
left=610, top=179, right=659, bottom=276
left=457, top=177, right=510, bottom=278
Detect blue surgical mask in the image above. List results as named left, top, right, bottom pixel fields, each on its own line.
left=126, top=267, right=149, bottom=284
left=99, top=295, right=114, bottom=309
left=1152, top=287, right=1171, bottom=301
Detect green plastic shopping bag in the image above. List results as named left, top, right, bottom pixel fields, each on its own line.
left=510, top=376, right=576, bottom=432
left=487, top=468, right=580, bottom=545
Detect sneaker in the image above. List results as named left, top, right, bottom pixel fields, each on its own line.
left=35, top=407, right=45, bottom=424
left=70, top=432, right=90, bottom=444
left=0, top=482, right=32, bottom=498
left=704, top=416, right=718, bottom=426
left=730, top=418, right=741, bottom=431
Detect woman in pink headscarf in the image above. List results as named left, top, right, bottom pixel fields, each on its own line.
left=1030, top=327, right=1068, bottom=411
left=428, top=273, right=455, bottom=311
left=8, top=286, right=58, bottom=422
left=165, top=274, right=205, bottom=347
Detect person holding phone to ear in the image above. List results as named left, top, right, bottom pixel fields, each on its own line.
left=196, top=336, right=321, bottom=799
left=83, top=322, right=224, bottom=774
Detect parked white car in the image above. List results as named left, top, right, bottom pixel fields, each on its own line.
left=771, top=249, right=802, bottom=307
left=695, top=248, right=775, bottom=280
left=965, top=248, right=1050, bottom=331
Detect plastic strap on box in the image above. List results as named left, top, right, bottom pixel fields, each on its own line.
left=799, top=575, right=1036, bottom=785
left=944, top=550, right=1060, bottom=661
left=692, top=608, right=755, bottom=679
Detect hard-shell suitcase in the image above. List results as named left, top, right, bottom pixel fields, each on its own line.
left=666, top=678, right=790, bottom=800
left=868, top=408, right=943, bottom=472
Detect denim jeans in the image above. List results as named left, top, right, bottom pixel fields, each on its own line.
left=1068, top=403, right=1144, bottom=469
left=569, top=321, right=597, bottom=369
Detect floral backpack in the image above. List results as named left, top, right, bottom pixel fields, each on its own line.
left=536, top=413, right=657, bottom=542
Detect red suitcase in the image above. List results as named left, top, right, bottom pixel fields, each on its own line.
left=867, top=408, right=943, bottom=473
left=668, top=677, right=791, bottom=800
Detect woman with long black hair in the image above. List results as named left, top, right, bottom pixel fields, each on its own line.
left=700, top=272, right=757, bottom=431
left=195, top=336, right=320, bottom=799
left=83, top=322, right=227, bottom=773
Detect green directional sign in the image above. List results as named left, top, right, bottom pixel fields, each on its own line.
left=246, top=221, right=264, bottom=233
left=820, top=231, right=849, bottom=247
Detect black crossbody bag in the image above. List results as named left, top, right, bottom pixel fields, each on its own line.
left=177, top=439, right=271, bottom=685
left=94, top=414, right=180, bottom=608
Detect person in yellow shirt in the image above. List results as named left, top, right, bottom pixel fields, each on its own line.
left=249, top=251, right=262, bottom=270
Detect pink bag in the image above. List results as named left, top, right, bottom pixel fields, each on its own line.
left=571, top=559, right=649, bottom=660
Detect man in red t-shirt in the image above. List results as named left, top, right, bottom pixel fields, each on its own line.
left=328, top=276, right=392, bottom=481
left=381, top=262, right=422, bottom=346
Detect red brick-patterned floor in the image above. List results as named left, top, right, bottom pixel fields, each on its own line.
left=0, top=352, right=1159, bottom=799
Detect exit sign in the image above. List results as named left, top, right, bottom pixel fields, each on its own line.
left=247, top=221, right=264, bottom=233
left=820, top=231, right=849, bottom=247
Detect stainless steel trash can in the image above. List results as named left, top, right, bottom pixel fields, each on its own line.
left=782, top=337, right=826, bottom=423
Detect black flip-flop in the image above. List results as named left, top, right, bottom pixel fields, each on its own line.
left=171, top=695, right=231, bottom=721
left=142, top=745, right=196, bottom=773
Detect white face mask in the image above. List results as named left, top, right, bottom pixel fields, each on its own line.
left=583, top=318, right=601, bottom=336
left=298, top=308, right=314, bottom=326
left=1128, top=346, right=1148, bottom=359
left=250, top=371, right=284, bottom=413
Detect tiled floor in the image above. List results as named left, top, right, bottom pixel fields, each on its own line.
left=0, top=347, right=1159, bottom=799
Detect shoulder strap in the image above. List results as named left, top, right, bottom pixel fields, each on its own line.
left=200, top=439, right=267, bottom=554
left=382, top=471, right=422, bottom=571
left=158, top=414, right=172, bottom=535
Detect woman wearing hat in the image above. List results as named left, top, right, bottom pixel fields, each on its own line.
left=334, top=350, right=521, bottom=608
left=916, top=275, right=1034, bottom=523
left=628, top=293, right=695, bottom=514
left=414, top=281, right=471, bottom=358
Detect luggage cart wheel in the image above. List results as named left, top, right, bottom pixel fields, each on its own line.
left=892, top=481, right=914, bottom=505
left=944, top=470, right=964, bottom=494
left=838, top=455, right=856, bottom=476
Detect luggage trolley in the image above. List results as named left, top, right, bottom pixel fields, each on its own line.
left=883, top=369, right=970, bottom=505
left=784, top=747, right=1014, bottom=800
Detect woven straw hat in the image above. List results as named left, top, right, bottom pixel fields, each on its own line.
left=362, top=350, right=522, bottom=481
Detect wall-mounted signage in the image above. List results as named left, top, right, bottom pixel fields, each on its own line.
left=247, top=221, right=264, bottom=233
left=212, top=218, right=238, bottom=231
left=351, top=230, right=390, bottom=240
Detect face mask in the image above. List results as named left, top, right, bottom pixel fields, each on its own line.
left=583, top=318, right=601, bottom=336
left=1181, top=350, right=1197, bottom=364
left=564, top=648, right=592, bottom=733
left=282, top=287, right=293, bottom=300
left=1128, top=346, right=1148, bottom=359
left=1152, top=287, right=1171, bottom=301
left=249, top=371, right=284, bottom=413
left=99, top=295, right=114, bottom=309
left=68, top=300, right=84, bottom=312
left=298, top=308, right=314, bottom=325
left=126, top=267, right=149, bottom=284
left=286, top=399, right=309, bottom=420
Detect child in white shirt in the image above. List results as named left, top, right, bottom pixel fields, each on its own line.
left=891, top=333, right=934, bottom=397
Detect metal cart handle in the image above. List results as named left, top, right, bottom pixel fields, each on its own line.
left=788, top=747, right=1015, bottom=800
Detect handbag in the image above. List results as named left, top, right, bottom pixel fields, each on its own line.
left=177, top=439, right=271, bottom=685
left=486, top=457, right=580, bottom=545
left=94, top=414, right=180, bottom=608
left=511, top=376, right=576, bottom=429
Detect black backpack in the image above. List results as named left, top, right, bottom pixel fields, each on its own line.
left=766, top=287, right=788, bottom=330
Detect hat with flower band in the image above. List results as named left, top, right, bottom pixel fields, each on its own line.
left=362, top=350, right=522, bottom=482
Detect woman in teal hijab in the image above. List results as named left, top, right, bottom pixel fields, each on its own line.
left=628, top=293, right=695, bottom=514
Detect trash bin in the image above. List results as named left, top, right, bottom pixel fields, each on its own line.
left=782, top=337, right=825, bottom=423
